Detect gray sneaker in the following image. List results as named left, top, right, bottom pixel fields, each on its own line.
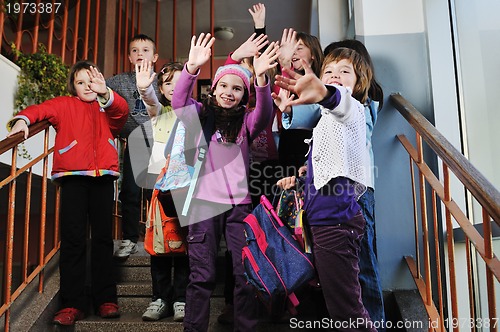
left=114, top=240, right=138, bottom=258
left=173, top=302, right=185, bottom=322
left=142, top=299, right=168, bottom=321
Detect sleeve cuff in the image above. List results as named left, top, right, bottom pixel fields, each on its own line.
left=7, top=115, right=30, bottom=131
left=318, top=85, right=340, bottom=109
left=98, top=87, right=114, bottom=108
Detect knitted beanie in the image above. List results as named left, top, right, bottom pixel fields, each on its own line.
left=211, top=64, right=252, bottom=93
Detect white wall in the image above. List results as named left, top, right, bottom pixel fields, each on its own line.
left=316, top=0, right=350, bottom=49
left=0, top=54, right=54, bottom=177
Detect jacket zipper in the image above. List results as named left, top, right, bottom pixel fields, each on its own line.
left=92, top=103, right=99, bottom=176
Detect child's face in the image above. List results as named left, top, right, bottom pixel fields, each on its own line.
left=214, top=74, right=246, bottom=109
left=74, top=69, right=97, bottom=102
left=128, top=39, right=158, bottom=66
left=321, top=59, right=357, bottom=91
left=292, top=39, right=312, bottom=72
left=159, top=71, right=181, bottom=102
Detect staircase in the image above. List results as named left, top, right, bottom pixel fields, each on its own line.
left=7, top=239, right=428, bottom=331
left=71, top=241, right=219, bottom=331
left=71, top=241, right=303, bottom=332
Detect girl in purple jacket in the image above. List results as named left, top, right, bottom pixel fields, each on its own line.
left=171, top=33, right=278, bottom=332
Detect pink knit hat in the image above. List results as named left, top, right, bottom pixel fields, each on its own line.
left=211, top=64, right=252, bottom=93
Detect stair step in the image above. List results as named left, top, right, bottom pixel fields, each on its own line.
left=116, top=265, right=151, bottom=282
left=116, top=280, right=225, bottom=299
left=117, top=281, right=152, bottom=297
left=117, top=296, right=153, bottom=313
left=75, top=312, right=183, bottom=332
left=75, top=297, right=300, bottom=332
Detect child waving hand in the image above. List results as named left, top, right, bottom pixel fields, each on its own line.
left=172, top=33, right=279, bottom=332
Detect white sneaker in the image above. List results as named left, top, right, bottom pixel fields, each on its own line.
left=173, top=302, right=185, bottom=322
left=142, top=299, right=168, bottom=321
left=114, top=240, right=138, bottom=258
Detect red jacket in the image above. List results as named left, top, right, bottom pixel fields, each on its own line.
left=10, top=91, right=129, bottom=179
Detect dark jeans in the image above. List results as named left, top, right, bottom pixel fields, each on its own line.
left=311, top=213, right=376, bottom=332
left=59, top=176, right=117, bottom=312
left=119, top=144, right=142, bottom=243
left=150, top=255, right=189, bottom=305
left=358, top=189, right=386, bottom=329
left=222, top=250, right=235, bottom=306
left=184, top=202, right=258, bottom=332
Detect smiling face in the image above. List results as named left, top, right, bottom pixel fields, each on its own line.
left=321, top=58, right=357, bottom=91
left=292, top=39, right=313, bottom=72
left=214, top=74, right=246, bottom=109
left=74, top=69, right=97, bottom=102
left=159, top=70, right=181, bottom=102
left=128, top=39, right=158, bottom=66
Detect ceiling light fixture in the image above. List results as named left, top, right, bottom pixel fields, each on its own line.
left=214, top=27, right=234, bottom=40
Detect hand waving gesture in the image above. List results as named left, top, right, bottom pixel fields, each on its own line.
left=274, top=59, right=328, bottom=105
left=187, top=33, right=215, bottom=74
left=135, top=60, right=156, bottom=90
left=249, top=3, right=266, bottom=29
left=88, top=66, right=107, bottom=95
left=271, top=87, right=293, bottom=114
left=231, top=33, right=268, bottom=62
left=253, top=41, right=280, bottom=86
left=278, top=28, right=298, bottom=69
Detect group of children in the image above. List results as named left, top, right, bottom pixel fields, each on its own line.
left=6, top=3, right=386, bottom=331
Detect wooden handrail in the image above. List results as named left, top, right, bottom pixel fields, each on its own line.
left=390, top=93, right=500, bottom=227
left=0, top=120, right=51, bottom=156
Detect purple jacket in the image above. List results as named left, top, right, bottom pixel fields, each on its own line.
left=172, top=65, right=273, bottom=205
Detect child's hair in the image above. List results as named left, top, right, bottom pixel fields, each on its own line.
left=296, top=31, right=324, bottom=77
left=129, top=34, right=156, bottom=53
left=324, top=39, right=383, bottom=109
left=322, top=47, right=373, bottom=104
left=157, top=62, right=184, bottom=106
left=67, top=60, right=97, bottom=96
left=200, top=65, right=252, bottom=143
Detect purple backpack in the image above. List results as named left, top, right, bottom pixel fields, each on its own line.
left=242, top=195, right=315, bottom=314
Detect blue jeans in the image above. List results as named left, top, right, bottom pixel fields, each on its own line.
left=358, top=188, right=385, bottom=329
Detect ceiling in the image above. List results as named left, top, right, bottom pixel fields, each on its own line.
left=139, top=0, right=312, bottom=61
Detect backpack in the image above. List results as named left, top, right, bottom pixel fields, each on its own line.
left=144, top=186, right=188, bottom=256
left=242, top=195, right=315, bottom=314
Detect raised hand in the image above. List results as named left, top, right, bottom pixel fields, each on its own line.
left=186, top=33, right=215, bottom=74
left=87, top=66, right=108, bottom=95
left=271, top=87, right=293, bottom=114
left=231, top=33, right=269, bottom=62
left=278, top=28, right=297, bottom=68
left=249, top=3, right=266, bottom=29
left=253, top=41, right=280, bottom=86
left=275, top=59, right=328, bottom=105
left=135, top=60, right=156, bottom=90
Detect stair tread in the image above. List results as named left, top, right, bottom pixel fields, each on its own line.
left=78, top=312, right=182, bottom=324
left=75, top=312, right=299, bottom=332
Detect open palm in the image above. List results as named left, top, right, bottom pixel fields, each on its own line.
left=136, top=60, right=155, bottom=90
left=187, top=33, right=215, bottom=72
left=88, top=66, right=107, bottom=95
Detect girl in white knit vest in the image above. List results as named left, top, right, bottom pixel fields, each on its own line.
left=276, top=48, right=377, bottom=331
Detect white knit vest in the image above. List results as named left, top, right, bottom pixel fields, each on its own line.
left=310, top=86, right=368, bottom=199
